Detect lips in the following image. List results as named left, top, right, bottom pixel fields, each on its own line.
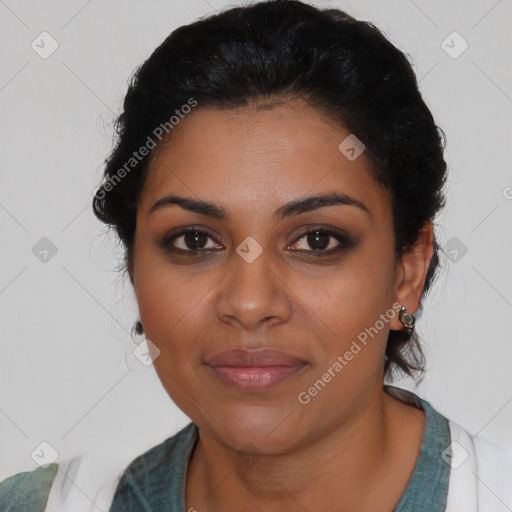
left=204, top=348, right=307, bottom=391
left=206, top=348, right=306, bottom=367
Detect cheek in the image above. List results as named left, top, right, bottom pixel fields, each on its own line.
left=137, top=278, right=212, bottom=357
left=293, top=267, right=395, bottom=426
left=133, top=243, right=214, bottom=359
left=311, top=243, right=396, bottom=339
left=135, top=262, right=216, bottom=414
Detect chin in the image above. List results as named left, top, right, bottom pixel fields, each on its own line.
left=208, top=405, right=304, bottom=453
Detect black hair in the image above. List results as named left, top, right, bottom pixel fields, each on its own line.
left=92, top=0, right=447, bottom=380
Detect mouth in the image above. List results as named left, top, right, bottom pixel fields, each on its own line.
left=204, top=348, right=308, bottom=391
left=205, top=364, right=307, bottom=390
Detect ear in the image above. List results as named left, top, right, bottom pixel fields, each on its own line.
left=390, top=221, right=434, bottom=331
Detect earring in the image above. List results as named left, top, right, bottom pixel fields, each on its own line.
left=398, top=306, right=415, bottom=335
left=134, top=318, right=144, bottom=336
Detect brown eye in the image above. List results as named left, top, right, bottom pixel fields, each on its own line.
left=288, top=227, right=356, bottom=256
left=165, top=229, right=222, bottom=253
left=182, top=230, right=209, bottom=250
left=305, top=230, right=331, bottom=251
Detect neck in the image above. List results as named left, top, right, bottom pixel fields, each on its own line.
left=185, top=385, right=425, bottom=512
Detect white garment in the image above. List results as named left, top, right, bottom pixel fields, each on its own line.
left=44, top=454, right=123, bottom=512
left=446, top=421, right=512, bottom=512
left=44, top=421, right=512, bottom=511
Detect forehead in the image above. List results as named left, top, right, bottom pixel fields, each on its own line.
left=139, top=103, right=390, bottom=222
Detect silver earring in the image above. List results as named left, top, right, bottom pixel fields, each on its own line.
left=398, top=306, right=415, bottom=335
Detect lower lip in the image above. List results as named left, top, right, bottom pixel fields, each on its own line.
left=206, top=364, right=306, bottom=391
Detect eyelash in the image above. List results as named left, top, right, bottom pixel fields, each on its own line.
left=161, top=226, right=354, bottom=258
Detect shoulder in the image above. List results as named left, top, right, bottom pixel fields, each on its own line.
left=0, top=463, right=58, bottom=511
left=0, top=423, right=197, bottom=512
left=114, top=421, right=196, bottom=483
left=384, top=386, right=512, bottom=511
left=0, top=454, right=127, bottom=512
left=109, top=421, right=197, bottom=511
left=447, top=420, right=512, bottom=512
left=43, top=453, right=127, bottom=512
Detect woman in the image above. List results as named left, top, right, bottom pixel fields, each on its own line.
left=1, top=1, right=510, bottom=510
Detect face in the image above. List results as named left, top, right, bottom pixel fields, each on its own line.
left=130, top=101, right=406, bottom=454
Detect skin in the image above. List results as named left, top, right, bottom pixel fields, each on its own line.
left=129, top=100, right=434, bottom=512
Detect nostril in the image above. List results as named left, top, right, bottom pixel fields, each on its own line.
left=262, top=316, right=275, bottom=329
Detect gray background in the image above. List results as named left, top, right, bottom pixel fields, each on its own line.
left=1, top=0, right=511, bottom=481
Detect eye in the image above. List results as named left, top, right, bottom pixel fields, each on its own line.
left=164, top=228, right=223, bottom=253
left=288, top=228, right=353, bottom=255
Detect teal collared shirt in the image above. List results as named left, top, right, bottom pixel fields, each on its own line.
left=0, top=463, right=58, bottom=512
left=386, top=385, right=451, bottom=511
left=0, top=386, right=451, bottom=511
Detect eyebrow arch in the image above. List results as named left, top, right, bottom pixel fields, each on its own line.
left=149, top=195, right=227, bottom=219
left=274, top=192, right=369, bottom=220
left=148, top=192, right=370, bottom=220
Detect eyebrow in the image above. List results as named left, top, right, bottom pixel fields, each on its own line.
left=148, top=192, right=370, bottom=221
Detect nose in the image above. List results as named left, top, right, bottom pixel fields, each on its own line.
left=215, top=246, right=292, bottom=331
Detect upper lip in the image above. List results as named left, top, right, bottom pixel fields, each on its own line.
left=205, top=348, right=306, bottom=367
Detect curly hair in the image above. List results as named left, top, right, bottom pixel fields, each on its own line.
left=92, top=0, right=447, bottom=381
